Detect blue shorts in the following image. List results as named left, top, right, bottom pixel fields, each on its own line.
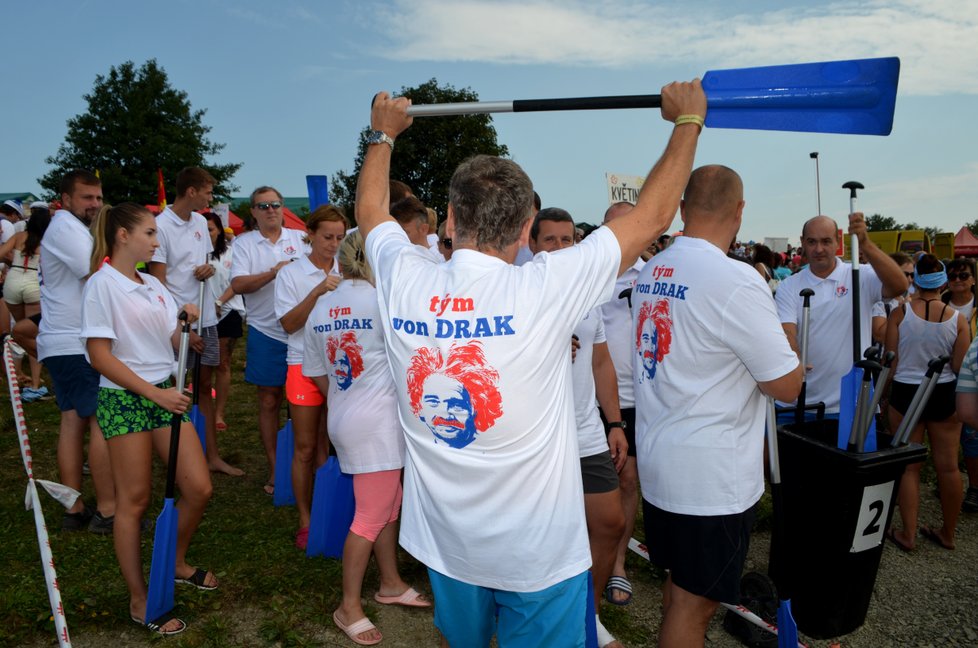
left=962, top=425, right=978, bottom=459
left=244, top=325, right=288, bottom=387
left=44, top=354, right=99, bottom=417
left=428, top=568, right=587, bottom=648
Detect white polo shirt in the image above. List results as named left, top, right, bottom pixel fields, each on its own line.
left=230, top=228, right=308, bottom=342
left=572, top=308, right=611, bottom=458
left=775, top=259, right=883, bottom=413
left=303, top=279, right=405, bottom=474
left=152, top=207, right=216, bottom=328
left=366, top=220, right=620, bottom=592
left=634, top=236, right=799, bottom=516
left=599, top=259, right=645, bottom=408
left=80, top=263, right=179, bottom=389
left=208, top=246, right=245, bottom=319
left=38, top=210, right=93, bottom=360
left=273, top=254, right=339, bottom=365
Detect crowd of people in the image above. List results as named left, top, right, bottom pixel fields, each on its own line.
left=8, top=77, right=978, bottom=648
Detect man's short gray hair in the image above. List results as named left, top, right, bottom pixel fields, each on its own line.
left=449, top=155, right=534, bottom=251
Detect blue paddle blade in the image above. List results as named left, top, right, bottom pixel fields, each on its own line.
left=704, top=57, right=900, bottom=135
left=145, top=498, right=178, bottom=624
left=838, top=367, right=862, bottom=449
left=273, top=420, right=296, bottom=507
left=190, top=406, right=206, bottom=456
left=777, top=599, right=798, bottom=648
left=306, top=457, right=356, bottom=558
left=306, top=175, right=331, bottom=211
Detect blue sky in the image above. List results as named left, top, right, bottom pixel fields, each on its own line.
left=4, top=0, right=977, bottom=243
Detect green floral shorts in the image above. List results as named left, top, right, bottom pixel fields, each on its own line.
left=96, top=381, right=189, bottom=440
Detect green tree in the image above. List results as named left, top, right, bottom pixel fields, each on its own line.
left=40, top=60, right=240, bottom=203
left=331, top=79, right=509, bottom=221
left=865, top=213, right=899, bottom=231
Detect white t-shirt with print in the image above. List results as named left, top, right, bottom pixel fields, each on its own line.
left=776, top=260, right=883, bottom=413
left=599, top=259, right=645, bottom=408
left=38, top=210, right=94, bottom=360
left=152, top=207, right=216, bottom=327
left=274, top=255, right=339, bottom=365
left=303, top=279, right=405, bottom=474
left=80, top=264, right=179, bottom=389
left=366, top=220, right=620, bottom=592
left=208, top=245, right=245, bottom=320
left=229, top=228, right=308, bottom=342
left=572, top=308, right=610, bottom=458
left=633, top=236, right=798, bottom=516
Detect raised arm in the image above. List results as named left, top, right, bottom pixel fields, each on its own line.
left=851, top=212, right=909, bottom=299
left=605, top=80, right=707, bottom=276
left=355, top=92, right=414, bottom=241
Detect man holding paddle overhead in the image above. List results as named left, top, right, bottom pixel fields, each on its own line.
left=633, top=165, right=802, bottom=648
left=356, top=79, right=704, bottom=647
left=775, top=215, right=908, bottom=416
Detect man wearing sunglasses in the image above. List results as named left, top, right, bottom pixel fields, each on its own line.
left=230, top=186, right=309, bottom=494
left=775, top=215, right=908, bottom=418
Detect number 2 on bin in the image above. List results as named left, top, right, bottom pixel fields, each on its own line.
left=851, top=481, right=894, bottom=553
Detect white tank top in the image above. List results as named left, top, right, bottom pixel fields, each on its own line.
left=893, top=301, right=959, bottom=384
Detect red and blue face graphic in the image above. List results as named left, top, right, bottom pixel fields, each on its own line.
left=635, top=299, right=672, bottom=382
left=326, top=331, right=364, bottom=391
left=406, top=341, right=503, bottom=449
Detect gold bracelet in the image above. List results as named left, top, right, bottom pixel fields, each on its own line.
left=674, top=114, right=705, bottom=131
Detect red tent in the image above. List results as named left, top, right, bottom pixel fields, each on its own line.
left=955, top=226, right=978, bottom=257
left=146, top=204, right=306, bottom=235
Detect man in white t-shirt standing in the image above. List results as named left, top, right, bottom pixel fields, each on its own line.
left=230, top=186, right=308, bottom=493
left=38, top=170, right=116, bottom=533
left=633, top=165, right=801, bottom=646
left=148, top=167, right=242, bottom=477
left=597, top=200, right=643, bottom=607
left=775, top=215, right=908, bottom=416
left=357, top=81, right=705, bottom=647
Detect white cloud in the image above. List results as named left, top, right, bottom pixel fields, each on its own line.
left=369, top=0, right=978, bottom=95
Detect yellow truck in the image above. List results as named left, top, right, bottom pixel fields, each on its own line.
left=863, top=230, right=955, bottom=259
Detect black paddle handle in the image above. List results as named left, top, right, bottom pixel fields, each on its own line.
left=514, top=94, right=662, bottom=113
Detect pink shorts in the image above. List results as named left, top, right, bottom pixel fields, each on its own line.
left=350, top=469, right=403, bottom=542
left=286, top=364, right=324, bottom=407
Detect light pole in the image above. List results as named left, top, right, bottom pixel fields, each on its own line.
left=810, top=152, right=821, bottom=215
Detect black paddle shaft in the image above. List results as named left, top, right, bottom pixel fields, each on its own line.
left=514, top=95, right=662, bottom=112
left=843, top=181, right=865, bottom=363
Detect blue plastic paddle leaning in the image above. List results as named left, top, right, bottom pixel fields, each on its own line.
left=145, top=312, right=191, bottom=625
left=405, top=57, right=900, bottom=136
left=273, top=419, right=296, bottom=507
left=766, top=398, right=798, bottom=648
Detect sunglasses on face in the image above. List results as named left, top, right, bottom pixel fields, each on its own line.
left=441, top=238, right=452, bottom=249
left=253, top=201, right=282, bottom=211
left=949, top=272, right=973, bottom=281
left=904, top=272, right=915, bottom=279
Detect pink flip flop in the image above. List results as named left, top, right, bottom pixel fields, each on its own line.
left=333, top=611, right=382, bottom=646
left=373, top=586, right=431, bottom=608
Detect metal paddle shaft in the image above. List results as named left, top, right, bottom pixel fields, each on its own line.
left=795, top=288, right=815, bottom=423
left=859, top=350, right=895, bottom=449
left=405, top=57, right=900, bottom=136
left=843, top=181, right=864, bottom=364
left=847, top=359, right=878, bottom=450
left=167, top=314, right=191, bottom=499
left=765, top=398, right=799, bottom=647
left=894, top=355, right=950, bottom=446
left=193, top=279, right=206, bottom=406
left=854, top=356, right=882, bottom=452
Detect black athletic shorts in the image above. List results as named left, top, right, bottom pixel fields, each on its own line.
left=643, top=499, right=755, bottom=604
left=889, top=379, right=957, bottom=422
left=216, top=310, right=243, bottom=339
left=600, top=406, right=636, bottom=457
left=580, top=451, right=619, bottom=494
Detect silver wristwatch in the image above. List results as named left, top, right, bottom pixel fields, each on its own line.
left=366, top=130, right=395, bottom=151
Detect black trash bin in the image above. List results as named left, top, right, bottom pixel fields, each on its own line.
left=770, top=418, right=926, bottom=639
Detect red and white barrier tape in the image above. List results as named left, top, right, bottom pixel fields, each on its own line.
left=4, top=340, right=72, bottom=647
left=627, top=537, right=808, bottom=648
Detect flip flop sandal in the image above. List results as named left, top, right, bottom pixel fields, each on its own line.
left=374, top=586, right=431, bottom=608
left=604, top=575, right=633, bottom=606
left=176, top=568, right=219, bottom=590
left=133, top=612, right=187, bottom=636
left=333, top=611, right=383, bottom=646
